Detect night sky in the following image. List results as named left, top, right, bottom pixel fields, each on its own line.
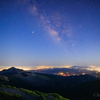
left=0, top=0, right=100, bottom=70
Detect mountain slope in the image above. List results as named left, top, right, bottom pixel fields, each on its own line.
left=0, top=67, right=23, bottom=76
left=0, top=67, right=99, bottom=100
left=67, top=79, right=100, bottom=100
left=0, top=85, right=69, bottom=100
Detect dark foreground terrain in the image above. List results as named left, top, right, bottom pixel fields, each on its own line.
left=0, top=67, right=100, bottom=100
left=0, top=85, right=69, bottom=100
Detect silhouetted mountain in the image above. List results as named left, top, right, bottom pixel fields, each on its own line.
left=0, top=67, right=24, bottom=76
left=7, top=67, right=23, bottom=72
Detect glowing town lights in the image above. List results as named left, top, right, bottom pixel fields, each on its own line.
left=72, top=74, right=76, bottom=76
left=63, top=74, right=66, bottom=76
left=34, top=66, right=54, bottom=70
left=54, top=72, right=67, bottom=76
left=66, top=74, right=70, bottom=76
left=59, top=72, right=64, bottom=75
left=82, top=73, right=86, bottom=75
left=96, top=71, right=99, bottom=73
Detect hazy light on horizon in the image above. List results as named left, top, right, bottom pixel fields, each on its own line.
left=0, top=65, right=100, bottom=72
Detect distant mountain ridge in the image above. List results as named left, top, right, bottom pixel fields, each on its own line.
left=2, top=67, right=23, bottom=72
left=0, top=67, right=24, bottom=76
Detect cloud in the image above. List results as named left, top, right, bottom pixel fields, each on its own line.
left=62, top=66, right=71, bottom=68
left=89, top=66, right=96, bottom=68
left=85, top=66, right=100, bottom=71
left=70, top=65, right=100, bottom=72
left=70, top=66, right=90, bottom=69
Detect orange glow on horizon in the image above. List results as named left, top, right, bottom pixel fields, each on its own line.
left=0, top=65, right=100, bottom=72
left=82, top=73, right=86, bottom=75
left=0, top=66, right=31, bottom=71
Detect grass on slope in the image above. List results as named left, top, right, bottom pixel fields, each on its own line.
left=0, top=91, right=22, bottom=100
left=0, top=85, right=70, bottom=100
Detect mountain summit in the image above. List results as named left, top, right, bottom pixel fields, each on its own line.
left=7, top=67, right=23, bottom=72
left=0, top=67, right=24, bottom=76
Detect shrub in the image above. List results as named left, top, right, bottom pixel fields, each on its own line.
left=34, top=90, right=42, bottom=95
left=20, top=88, right=37, bottom=96
left=6, top=85, right=12, bottom=88
left=12, top=86, right=17, bottom=89
left=0, top=91, right=21, bottom=100
left=38, top=95, right=46, bottom=100
left=0, top=85, right=5, bottom=87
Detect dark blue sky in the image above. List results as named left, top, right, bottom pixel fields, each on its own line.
left=0, top=0, right=100, bottom=69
